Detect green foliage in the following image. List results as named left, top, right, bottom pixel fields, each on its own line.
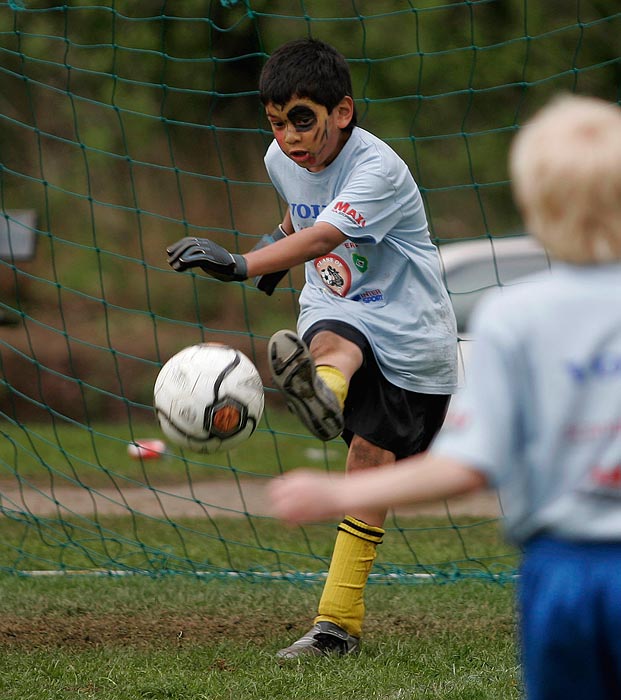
left=1, top=1, right=618, bottom=321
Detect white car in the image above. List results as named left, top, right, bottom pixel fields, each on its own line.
left=438, top=235, right=553, bottom=384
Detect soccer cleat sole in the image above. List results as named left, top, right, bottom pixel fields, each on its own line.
left=268, top=330, right=344, bottom=441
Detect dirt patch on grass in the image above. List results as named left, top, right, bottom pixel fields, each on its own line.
left=0, top=611, right=282, bottom=650
left=0, top=609, right=513, bottom=650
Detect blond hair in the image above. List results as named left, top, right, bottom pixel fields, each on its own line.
left=510, top=94, right=621, bottom=264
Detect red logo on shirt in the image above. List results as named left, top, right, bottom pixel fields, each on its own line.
left=591, top=464, right=621, bottom=488
left=314, top=254, right=351, bottom=297
left=332, top=201, right=366, bottom=227
left=443, top=411, right=470, bottom=430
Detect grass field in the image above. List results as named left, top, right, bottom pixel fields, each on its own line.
left=0, top=510, right=520, bottom=699
left=0, top=416, right=520, bottom=698
left=0, top=574, right=519, bottom=700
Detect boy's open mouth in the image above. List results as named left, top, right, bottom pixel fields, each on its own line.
left=289, top=150, right=311, bottom=163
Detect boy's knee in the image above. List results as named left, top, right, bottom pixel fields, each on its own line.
left=346, top=435, right=395, bottom=471
left=309, top=331, right=363, bottom=374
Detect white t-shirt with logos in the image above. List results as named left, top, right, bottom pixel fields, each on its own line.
left=264, top=126, right=458, bottom=394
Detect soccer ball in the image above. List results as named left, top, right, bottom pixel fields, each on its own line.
left=153, top=343, right=264, bottom=454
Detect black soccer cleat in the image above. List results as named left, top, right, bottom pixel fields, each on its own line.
left=276, top=621, right=360, bottom=659
left=268, top=330, right=344, bottom=441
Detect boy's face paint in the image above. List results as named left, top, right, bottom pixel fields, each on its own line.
left=265, top=97, right=349, bottom=172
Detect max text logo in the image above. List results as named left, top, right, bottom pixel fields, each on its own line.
left=332, top=201, right=366, bottom=227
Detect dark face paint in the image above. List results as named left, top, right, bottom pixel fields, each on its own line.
left=286, top=105, right=318, bottom=133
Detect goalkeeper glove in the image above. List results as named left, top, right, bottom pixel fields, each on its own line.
left=251, top=225, right=290, bottom=296
left=166, top=237, right=248, bottom=282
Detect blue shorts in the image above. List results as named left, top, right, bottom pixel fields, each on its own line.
left=519, top=537, right=621, bottom=700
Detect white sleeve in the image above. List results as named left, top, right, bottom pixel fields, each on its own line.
left=431, top=293, right=526, bottom=486
left=317, top=169, right=406, bottom=244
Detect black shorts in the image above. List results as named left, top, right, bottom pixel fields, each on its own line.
left=302, top=320, right=451, bottom=460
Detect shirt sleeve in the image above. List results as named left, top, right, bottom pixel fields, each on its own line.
left=431, top=292, right=525, bottom=486
left=317, top=168, right=407, bottom=245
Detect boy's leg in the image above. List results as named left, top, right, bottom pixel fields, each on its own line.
left=271, top=321, right=450, bottom=659
left=314, top=436, right=393, bottom=628
left=277, top=437, right=392, bottom=659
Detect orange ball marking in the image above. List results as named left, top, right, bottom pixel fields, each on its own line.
left=213, top=405, right=241, bottom=435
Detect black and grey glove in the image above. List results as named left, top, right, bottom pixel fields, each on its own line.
left=251, top=225, right=290, bottom=296
left=166, top=237, right=248, bottom=282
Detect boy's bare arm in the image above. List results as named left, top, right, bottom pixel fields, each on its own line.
left=245, top=222, right=345, bottom=277
left=269, top=454, right=488, bottom=524
left=166, top=221, right=345, bottom=283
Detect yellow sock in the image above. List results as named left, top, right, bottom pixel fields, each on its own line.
left=316, top=365, right=348, bottom=409
left=315, top=516, right=385, bottom=638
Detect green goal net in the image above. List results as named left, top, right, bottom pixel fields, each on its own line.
left=0, top=1, right=619, bottom=581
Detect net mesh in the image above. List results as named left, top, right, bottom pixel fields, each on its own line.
left=1, top=0, right=619, bottom=581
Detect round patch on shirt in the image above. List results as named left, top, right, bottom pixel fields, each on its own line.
left=314, top=254, right=351, bottom=297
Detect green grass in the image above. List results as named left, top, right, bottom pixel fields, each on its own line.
left=0, top=511, right=517, bottom=580
left=0, top=575, right=520, bottom=700
left=0, top=418, right=520, bottom=698
left=0, top=408, right=348, bottom=486
left=0, top=415, right=516, bottom=579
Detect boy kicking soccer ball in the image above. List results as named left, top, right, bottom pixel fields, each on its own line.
left=270, top=94, right=621, bottom=699
left=166, top=38, right=458, bottom=658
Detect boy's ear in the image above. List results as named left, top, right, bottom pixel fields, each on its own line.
left=335, top=96, right=355, bottom=129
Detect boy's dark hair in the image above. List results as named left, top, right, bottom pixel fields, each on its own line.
left=259, top=38, right=357, bottom=130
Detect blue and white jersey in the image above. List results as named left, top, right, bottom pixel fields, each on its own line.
left=264, top=127, right=458, bottom=394
left=431, top=262, right=621, bottom=544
